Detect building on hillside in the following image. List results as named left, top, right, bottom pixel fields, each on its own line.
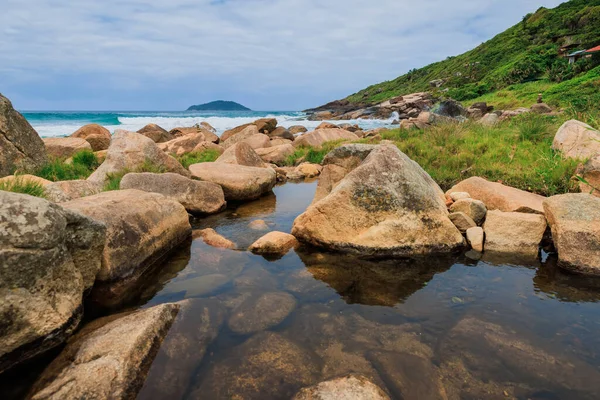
left=567, top=45, right=600, bottom=64
left=559, top=43, right=580, bottom=57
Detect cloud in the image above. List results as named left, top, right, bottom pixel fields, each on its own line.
left=0, top=0, right=564, bottom=110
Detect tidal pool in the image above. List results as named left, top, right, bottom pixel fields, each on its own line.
left=3, top=180, right=600, bottom=399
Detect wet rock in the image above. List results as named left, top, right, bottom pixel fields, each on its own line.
left=216, top=141, right=266, bottom=167
left=0, top=191, right=106, bottom=373
left=293, top=145, right=464, bottom=257
left=543, top=194, right=600, bottom=276
left=248, top=219, right=269, bottom=230
left=478, top=112, right=499, bottom=127
left=249, top=231, right=298, bottom=255
left=120, top=172, right=226, bottom=215
left=137, top=123, right=173, bottom=143
left=159, top=131, right=219, bottom=155
left=28, top=303, right=179, bottom=400
left=190, top=331, right=319, bottom=399
left=553, top=120, right=600, bottom=160
left=483, top=210, right=546, bottom=257
left=289, top=125, right=308, bottom=135
left=255, top=144, right=295, bottom=165
left=293, top=128, right=359, bottom=148
left=577, top=155, right=600, bottom=198
left=0, top=93, right=48, bottom=177
left=449, top=198, right=487, bottom=225
left=447, top=176, right=545, bottom=214
left=449, top=212, right=477, bottom=233
left=44, top=180, right=103, bottom=202
left=194, top=228, right=236, bottom=249
left=296, top=163, right=321, bottom=178
left=88, top=130, right=190, bottom=183
left=269, top=126, right=294, bottom=140
left=189, top=162, right=276, bottom=201
left=228, top=292, right=297, bottom=334
left=466, top=227, right=484, bottom=252
left=293, top=374, right=390, bottom=400
left=43, top=137, right=92, bottom=159
left=70, top=124, right=112, bottom=151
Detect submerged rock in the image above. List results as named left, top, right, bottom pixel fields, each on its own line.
left=28, top=303, right=180, bottom=400
left=162, top=274, right=231, bottom=298
left=194, top=228, right=236, bottom=249
left=293, top=128, right=359, bottom=148
left=43, top=137, right=92, bottom=159
left=483, top=210, right=546, bottom=257
left=543, top=194, right=600, bottom=276
left=292, top=145, right=464, bottom=257
left=0, top=192, right=106, bottom=373
left=228, top=292, right=297, bottom=334
left=249, top=231, right=299, bottom=255
left=71, top=123, right=112, bottom=151
left=293, top=375, right=390, bottom=400
left=216, top=141, right=266, bottom=167
left=553, top=120, right=600, bottom=160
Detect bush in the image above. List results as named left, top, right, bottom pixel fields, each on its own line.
left=36, top=150, right=99, bottom=181
left=176, top=149, right=221, bottom=168
left=0, top=177, right=47, bottom=198
left=284, top=140, right=344, bottom=166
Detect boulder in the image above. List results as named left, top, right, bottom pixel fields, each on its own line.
left=293, top=375, right=390, bottom=400
left=0, top=93, right=48, bottom=177
left=191, top=141, right=224, bottom=154
left=120, top=172, right=226, bottom=215
left=499, top=108, right=531, bottom=120
left=316, top=122, right=338, bottom=130
left=448, top=191, right=470, bottom=201
left=216, top=142, right=266, bottom=168
left=466, top=227, right=484, bottom=252
left=195, top=228, right=236, bottom=249
left=200, top=122, right=216, bottom=133
left=483, top=210, right=546, bottom=257
left=296, top=163, right=321, bottom=178
left=553, top=120, right=600, bottom=160
left=221, top=118, right=277, bottom=142
left=322, top=144, right=377, bottom=171
left=70, top=124, right=112, bottom=151
left=293, top=128, right=359, bottom=148
left=270, top=138, right=293, bottom=147
left=449, top=198, right=487, bottom=225
left=44, top=180, right=103, bottom=203
left=169, top=127, right=219, bottom=142
left=0, top=174, right=51, bottom=188
left=28, top=303, right=179, bottom=400
left=434, top=99, right=466, bottom=118
left=543, top=194, right=600, bottom=276
left=531, top=103, right=552, bottom=114
left=222, top=125, right=270, bottom=149
left=577, top=155, right=600, bottom=198
left=448, top=212, right=476, bottom=233
left=292, top=145, right=464, bottom=257
left=289, top=125, right=308, bottom=135
left=447, top=176, right=545, bottom=214
left=0, top=191, right=105, bottom=373
left=269, top=126, right=294, bottom=140
left=95, top=150, right=107, bottom=163
left=249, top=231, right=299, bottom=255
left=255, top=144, right=295, bottom=165
left=159, top=132, right=218, bottom=156
left=62, top=190, right=191, bottom=286
left=228, top=292, right=297, bottom=334
left=137, top=123, right=173, bottom=143
left=478, top=113, right=499, bottom=127
left=87, top=130, right=190, bottom=183
left=43, top=137, right=92, bottom=159
left=189, top=162, right=276, bottom=201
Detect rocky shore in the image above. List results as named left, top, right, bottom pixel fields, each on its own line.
left=2, top=91, right=600, bottom=399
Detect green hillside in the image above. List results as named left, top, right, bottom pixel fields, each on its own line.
left=345, top=0, right=600, bottom=111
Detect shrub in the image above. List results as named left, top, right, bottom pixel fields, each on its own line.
left=36, top=150, right=99, bottom=181
left=0, top=177, right=47, bottom=198
left=176, top=149, right=221, bottom=168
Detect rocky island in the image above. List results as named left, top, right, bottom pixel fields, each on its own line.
left=187, top=100, right=251, bottom=111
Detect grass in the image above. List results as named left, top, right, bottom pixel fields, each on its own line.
left=0, top=177, right=47, bottom=198
left=176, top=149, right=221, bottom=168
left=36, top=150, right=100, bottom=181
left=284, top=140, right=345, bottom=166
left=103, top=159, right=167, bottom=191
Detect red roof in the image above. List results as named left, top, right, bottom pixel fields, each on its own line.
left=586, top=45, right=600, bottom=53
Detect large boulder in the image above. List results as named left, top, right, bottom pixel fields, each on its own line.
left=293, top=375, right=390, bottom=400
left=44, top=180, right=103, bottom=203
left=28, top=303, right=180, bottom=400
left=216, top=142, right=266, bottom=167
left=255, top=144, right=295, bottom=165
left=120, top=172, right=226, bottom=215
left=169, top=126, right=219, bottom=142
left=0, top=192, right=106, bottom=373
left=43, top=137, right=92, bottom=159
left=269, top=126, right=294, bottom=140
left=70, top=124, right=112, bottom=151
left=159, top=132, right=218, bottom=156
left=221, top=118, right=277, bottom=142
left=434, top=99, right=466, bottom=118
left=543, top=194, right=600, bottom=276
left=0, top=94, right=48, bottom=177
left=289, top=125, right=308, bottom=135
left=577, top=155, right=600, bottom=198
left=222, top=125, right=271, bottom=149
left=483, top=210, right=546, bottom=257
left=293, top=128, right=358, bottom=148
left=87, top=130, right=190, bottom=183
left=553, top=120, right=600, bottom=160
left=62, top=190, right=191, bottom=289
left=447, top=176, right=545, bottom=214
left=189, top=162, right=276, bottom=201
left=137, top=123, right=173, bottom=143
left=292, top=145, right=464, bottom=256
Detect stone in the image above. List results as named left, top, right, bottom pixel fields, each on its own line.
left=71, top=124, right=112, bottom=151
left=466, top=227, right=484, bottom=252
left=88, top=130, right=190, bottom=183
left=159, top=132, right=218, bottom=156
left=255, top=144, right=295, bottom=165
left=499, top=107, right=531, bottom=120
left=248, top=219, right=269, bottom=230
left=322, top=144, right=377, bottom=171
left=28, top=303, right=179, bottom=400
left=162, top=274, right=231, bottom=298
left=228, top=292, right=297, bottom=334
left=448, top=191, right=470, bottom=201
left=448, top=212, right=477, bottom=233
left=44, top=180, right=103, bottom=203
left=216, top=141, right=265, bottom=167
left=293, top=128, right=359, bottom=148
left=553, top=120, right=600, bottom=160
left=43, top=137, right=92, bottom=159
left=478, top=113, right=499, bottom=127
left=577, top=155, right=600, bottom=198
left=137, top=123, right=173, bottom=143
left=296, top=163, right=322, bottom=178
left=543, top=194, right=600, bottom=276
left=449, top=198, right=487, bottom=225
left=169, top=126, right=219, bottom=143
left=200, top=122, right=216, bottom=133
left=447, top=176, right=545, bottom=214
left=95, top=150, right=107, bottom=163
left=293, top=375, right=390, bottom=400
left=62, top=190, right=191, bottom=285
left=269, top=126, right=294, bottom=140
left=120, top=172, right=226, bottom=215
left=0, top=174, right=51, bottom=188
left=531, top=103, right=552, bottom=114
left=254, top=118, right=278, bottom=134
left=292, top=145, right=464, bottom=257
left=289, top=125, right=308, bottom=135
left=191, top=141, right=224, bottom=154
left=195, top=228, right=236, bottom=249
left=249, top=231, right=299, bottom=255
left=270, top=138, right=293, bottom=147
left=189, top=162, right=276, bottom=201
left=316, top=122, right=339, bottom=129
left=222, top=126, right=271, bottom=150
left=483, top=210, right=546, bottom=257
left=0, top=93, right=48, bottom=177
left=0, top=191, right=105, bottom=373
left=434, top=99, right=466, bottom=118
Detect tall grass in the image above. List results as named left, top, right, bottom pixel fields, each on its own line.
left=36, top=150, right=100, bottom=181
left=176, top=149, right=221, bottom=168
left=0, top=177, right=47, bottom=198
left=284, top=140, right=345, bottom=166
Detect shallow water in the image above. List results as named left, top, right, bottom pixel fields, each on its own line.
left=5, top=180, right=600, bottom=399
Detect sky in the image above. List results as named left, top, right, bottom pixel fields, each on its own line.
left=0, top=0, right=565, bottom=111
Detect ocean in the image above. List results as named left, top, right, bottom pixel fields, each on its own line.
left=21, top=110, right=398, bottom=138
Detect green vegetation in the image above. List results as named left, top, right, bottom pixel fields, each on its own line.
left=103, top=160, right=166, bottom=191
left=176, top=149, right=221, bottom=168
left=343, top=0, right=600, bottom=110
left=36, top=150, right=100, bottom=181
left=284, top=140, right=344, bottom=166
left=0, top=177, right=47, bottom=198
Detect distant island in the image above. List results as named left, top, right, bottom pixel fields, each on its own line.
left=187, top=100, right=251, bottom=111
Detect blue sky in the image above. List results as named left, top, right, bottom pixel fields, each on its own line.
left=0, top=0, right=564, bottom=111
